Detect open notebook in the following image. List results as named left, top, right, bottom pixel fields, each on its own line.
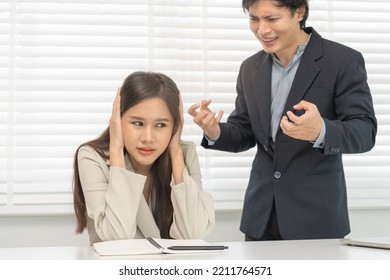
left=93, top=237, right=228, bottom=256
left=341, top=237, right=390, bottom=250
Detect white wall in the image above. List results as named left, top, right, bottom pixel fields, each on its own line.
left=0, top=209, right=389, bottom=248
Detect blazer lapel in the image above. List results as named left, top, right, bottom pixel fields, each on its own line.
left=124, top=154, right=161, bottom=238
left=136, top=199, right=161, bottom=238
left=283, top=28, right=323, bottom=114
left=253, top=54, right=273, bottom=142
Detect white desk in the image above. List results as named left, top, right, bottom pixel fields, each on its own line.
left=0, top=239, right=389, bottom=260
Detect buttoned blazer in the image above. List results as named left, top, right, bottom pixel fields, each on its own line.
left=78, top=140, right=215, bottom=245
left=202, top=27, right=377, bottom=239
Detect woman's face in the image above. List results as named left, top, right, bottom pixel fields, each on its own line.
left=121, top=97, right=174, bottom=174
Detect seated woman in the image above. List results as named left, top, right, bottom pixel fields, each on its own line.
left=73, top=71, right=215, bottom=244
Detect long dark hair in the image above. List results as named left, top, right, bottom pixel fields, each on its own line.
left=73, top=71, right=181, bottom=238
left=242, top=0, right=309, bottom=28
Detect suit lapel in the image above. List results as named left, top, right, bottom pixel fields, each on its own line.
left=253, top=54, right=273, bottom=142
left=283, top=29, right=323, bottom=115
left=283, top=60, right=319, bottom=113
left=124, top=154, right=161, bottom=238
left=136, top=199, right=161, bottom=238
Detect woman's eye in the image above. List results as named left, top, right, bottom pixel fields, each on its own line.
left=156, top=123, right=167, bottom=128
left=132, top=121, right=143, bottom=126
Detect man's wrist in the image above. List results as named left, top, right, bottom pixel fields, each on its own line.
left=310, top=119, right=326, bottom=148
left=204, top=133, right=220, bottom=146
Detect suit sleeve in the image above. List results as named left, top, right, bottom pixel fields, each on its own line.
left=77, top=146, right=146, bottom=241
left=169, top=142, right=215, bottom=239
left=323, top=51, right=377, bottom=154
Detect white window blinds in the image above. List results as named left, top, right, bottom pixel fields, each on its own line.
left=1, top=0, right=389, bottom=215
left=311, top=0, right=390, bottom=208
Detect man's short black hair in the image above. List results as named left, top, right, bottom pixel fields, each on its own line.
left=242, top=0, right=309, bottom=28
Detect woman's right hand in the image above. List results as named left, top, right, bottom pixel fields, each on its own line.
left=109, top=88, right=126, bottom=168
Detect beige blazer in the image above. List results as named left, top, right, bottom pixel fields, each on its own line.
left=78, top=140, right=215, bottom=245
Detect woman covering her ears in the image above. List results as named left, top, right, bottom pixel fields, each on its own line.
left=73, top=71, right=215, bottom=244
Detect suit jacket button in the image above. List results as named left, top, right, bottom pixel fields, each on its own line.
left=263, top=145, right=268, bottom=152
left=274, top=171, right=281, bottom=179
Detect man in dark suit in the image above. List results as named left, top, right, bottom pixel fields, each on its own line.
left=188, top=0, right=377, bottom=241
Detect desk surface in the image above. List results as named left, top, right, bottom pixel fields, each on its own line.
left=0, top=239, right=389, bottom=260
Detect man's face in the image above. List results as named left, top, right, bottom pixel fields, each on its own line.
left=248, top=0, right=305, bottom=63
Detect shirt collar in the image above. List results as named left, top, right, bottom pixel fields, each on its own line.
left=271, top=32, right=312, bottom=69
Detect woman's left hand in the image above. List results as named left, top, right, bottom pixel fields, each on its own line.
left=169, top=93, right=185, bottom=184
left=169, top=93, right=184, bottom=153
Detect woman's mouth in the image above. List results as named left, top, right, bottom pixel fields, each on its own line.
left=138, top=147, right=155, bottom=155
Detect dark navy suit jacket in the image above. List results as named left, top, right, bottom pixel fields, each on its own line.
left=202, top=27, right=377, bottom=240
